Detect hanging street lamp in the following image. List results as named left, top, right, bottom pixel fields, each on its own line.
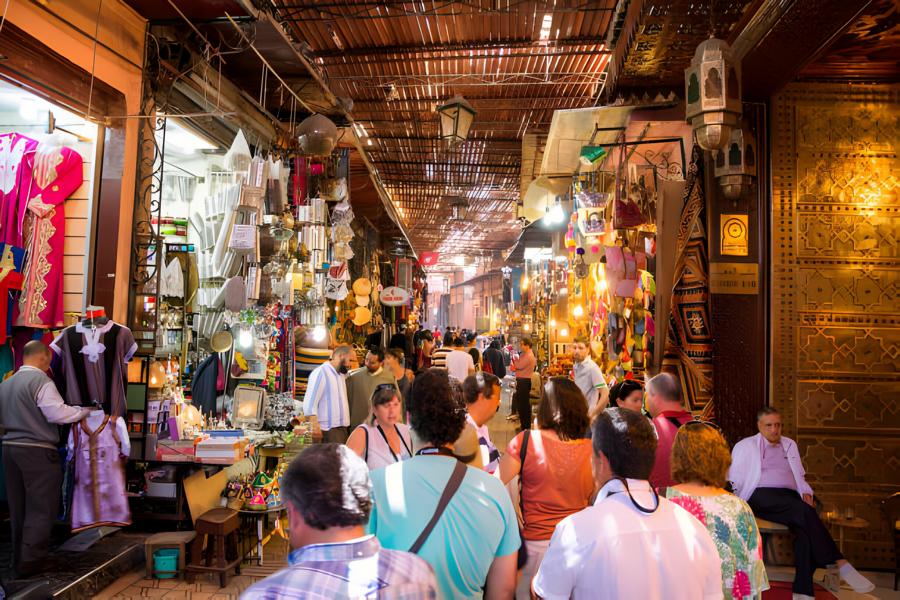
left=684, top=37, right=742, bottom=151
left=715, top=125, right=757, bottom=200
left=437, top=95, right=476, bottom=146
left=449, top=196, right=469, bottom=221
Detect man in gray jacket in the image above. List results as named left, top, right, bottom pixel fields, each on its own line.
left=0, top=341, right=91, bottom=577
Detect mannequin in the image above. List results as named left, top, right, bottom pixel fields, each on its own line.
left=67, top=407, right=131, bottom=532
left=50, top=306, right=136, bottom=415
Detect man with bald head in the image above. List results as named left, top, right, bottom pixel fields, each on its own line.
left=645, top=372, right=693, bottom=491
left=0, top=341, right=92, bottom=576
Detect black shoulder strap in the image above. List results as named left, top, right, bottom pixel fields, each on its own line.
left=666, top=416, right=685, bottom=429
left=518, top=429, right=531, bottom=525
left=362, top=425, right=369, bottom=463
left=409, top=460, right=467, bottom=554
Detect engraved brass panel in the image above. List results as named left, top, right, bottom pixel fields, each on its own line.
left=771, top=83, right=900, bottom=568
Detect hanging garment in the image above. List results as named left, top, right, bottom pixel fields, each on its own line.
left=50, top=321, right=137, bottom=416
left=12, top=137, right=84, bottom=328
left=0, top=133, right=39, bottom=247
left=0, top=244, right=24, bottom=341
left=160, top=256, right=185, bottom=298
left=68, top=412, right=131, bottom=532
left=191, top=353, right=221, bottom=415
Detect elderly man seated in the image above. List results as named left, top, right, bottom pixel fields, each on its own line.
left=729, top=407, right=873, bottom=599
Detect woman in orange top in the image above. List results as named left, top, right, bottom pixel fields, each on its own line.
left=499, top=376, right=595, bottom=599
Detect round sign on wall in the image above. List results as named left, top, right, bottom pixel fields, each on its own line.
left=380, top=286, right=410, bottom=306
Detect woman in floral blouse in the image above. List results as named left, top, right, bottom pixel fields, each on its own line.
left=667, top=422, right=770, bottom=600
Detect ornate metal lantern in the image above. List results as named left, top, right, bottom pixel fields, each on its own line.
left=449, top=196, right=469, bottom=220
left=437, top=95, right=476, bottom=146
left=684, top=37, right=742, bottom=151
left=714, top=126, right=757, bottom=200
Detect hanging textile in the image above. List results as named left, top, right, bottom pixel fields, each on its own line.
left=0, top=244, right=24, bottom=341
left=662, top=146, right=714, bottom=417
left=50, top=321, right=137, bottom=416
left=0, top=134, right=84, bottom=329
left=67, top=412, right=131, bottom=532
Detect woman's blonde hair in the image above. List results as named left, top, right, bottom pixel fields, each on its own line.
left=671, top=423, right=731, bottom=488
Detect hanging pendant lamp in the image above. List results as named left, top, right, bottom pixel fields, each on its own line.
left=684, top=37, right=742, bottom=151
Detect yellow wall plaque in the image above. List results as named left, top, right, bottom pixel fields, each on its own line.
left=721, top=214, right=749, bottom=256
left=710, top=262, right=758, bottom=295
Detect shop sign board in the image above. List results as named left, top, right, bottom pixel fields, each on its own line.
left=710, top=262, right=758, bottom=295
left=381, top=286, right=411, bottom=306
left=720, top=213, right=749, bottom=256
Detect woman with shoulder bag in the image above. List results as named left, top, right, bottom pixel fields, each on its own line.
left=346, top=384, right=413, bottom=470
left=499, top=377, right=595, bottom=599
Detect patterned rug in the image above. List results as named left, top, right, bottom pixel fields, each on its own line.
left=762, top=580, right=837, bottom=599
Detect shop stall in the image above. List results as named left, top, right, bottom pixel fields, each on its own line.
left=513, top=104, right=692, bottom=391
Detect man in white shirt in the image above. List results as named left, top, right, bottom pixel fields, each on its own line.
left=302, top=345, right=352, bottom=443
left=729, top=407, right=873, bottom=598
left=446, top=337, right=475, bottom=382
left=532, top=407, right=723, bottom=600
left=462, top=372, right=502, bottom=474
left=571, top=336, right=608, bottom=411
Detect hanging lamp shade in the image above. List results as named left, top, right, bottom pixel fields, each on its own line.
left=714, top=126, right=757, bottom=200
left=297, top=113, right=338, bottom=156
left=449, top=196, right=469, bottom=220
left=684, top=37, right=742, bottom=151
left=437, top=96, right=476, bottom=146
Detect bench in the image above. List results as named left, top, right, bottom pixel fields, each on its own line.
left=756, top=517, right=790, bottom=565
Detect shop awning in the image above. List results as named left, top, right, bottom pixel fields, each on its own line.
left=539, top=105, right=636, bottom=177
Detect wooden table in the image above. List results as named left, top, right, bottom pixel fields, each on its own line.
left=239, top=505, right=288, bottom=565
left=826, top=515, right=869, bottom=553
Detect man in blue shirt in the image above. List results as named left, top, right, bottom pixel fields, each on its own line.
left=369, top=369, right=520, bottom=599
left=241, top=444, right=437, bottom=599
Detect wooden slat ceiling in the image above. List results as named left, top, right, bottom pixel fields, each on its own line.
left=271, top=0, right=616, bottom=266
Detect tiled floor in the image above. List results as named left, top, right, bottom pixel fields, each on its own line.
left=94, top=536, right=290, bottom=599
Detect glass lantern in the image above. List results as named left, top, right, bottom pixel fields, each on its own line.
left=437, top=96, right=476, bottom=146
left=685, top=37, right=742, bottom=151
left=714, top=126, right=757, bottom=200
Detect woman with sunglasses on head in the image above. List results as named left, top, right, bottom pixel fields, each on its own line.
left=346, top=384, right=413, bottom=470
left=667, top=421, right=769, bottom=600
left=498, top=377, right=595, bottom=599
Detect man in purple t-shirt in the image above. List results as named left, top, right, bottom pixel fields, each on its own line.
left=645, top=373, right=692, bottom=491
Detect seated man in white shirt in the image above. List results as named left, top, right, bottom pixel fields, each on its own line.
left=729, top=407, right=873, bottom=599
left=532, top=407, right=723, bottom=600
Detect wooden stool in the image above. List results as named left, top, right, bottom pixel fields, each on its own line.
left=756, top=517, right=790, bottom=565
left=187, top=507, right=242, bottom=587
left=145, top=531, right=197, bottom=578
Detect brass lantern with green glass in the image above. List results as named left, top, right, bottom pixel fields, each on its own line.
left=714, top=126, right=757, bottom=200
left=437, top=96, right=476, bottom=146
left=684, top=37, right=742, bottom=151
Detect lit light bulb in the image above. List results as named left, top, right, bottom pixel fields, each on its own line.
left=239, top=328, right=253, bottom=348
left=573, top=304, right=584, bottom=318
left=521, top=275, right=529, bottom=290
left=524, top=323, right=531, bottom=331
left=312, top=325, right=327, bottom=342
left=549, top=318, right=557, bottom=328
left=548, top=201, right=565, bottom=224
left=560, top=327, right=569, bottom=337
left=599, top=278, right=608, bottom=292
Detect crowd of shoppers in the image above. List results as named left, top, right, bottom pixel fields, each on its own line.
left=287, top=331, right=875, bottom=600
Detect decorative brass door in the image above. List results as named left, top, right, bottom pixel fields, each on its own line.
left=771, top=83, right=899, bottom=568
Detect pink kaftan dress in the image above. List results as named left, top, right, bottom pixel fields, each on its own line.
left=15, top=139, right=84, bottom=328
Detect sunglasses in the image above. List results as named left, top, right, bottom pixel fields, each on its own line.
left=682, top=419, right=724, bottom=435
